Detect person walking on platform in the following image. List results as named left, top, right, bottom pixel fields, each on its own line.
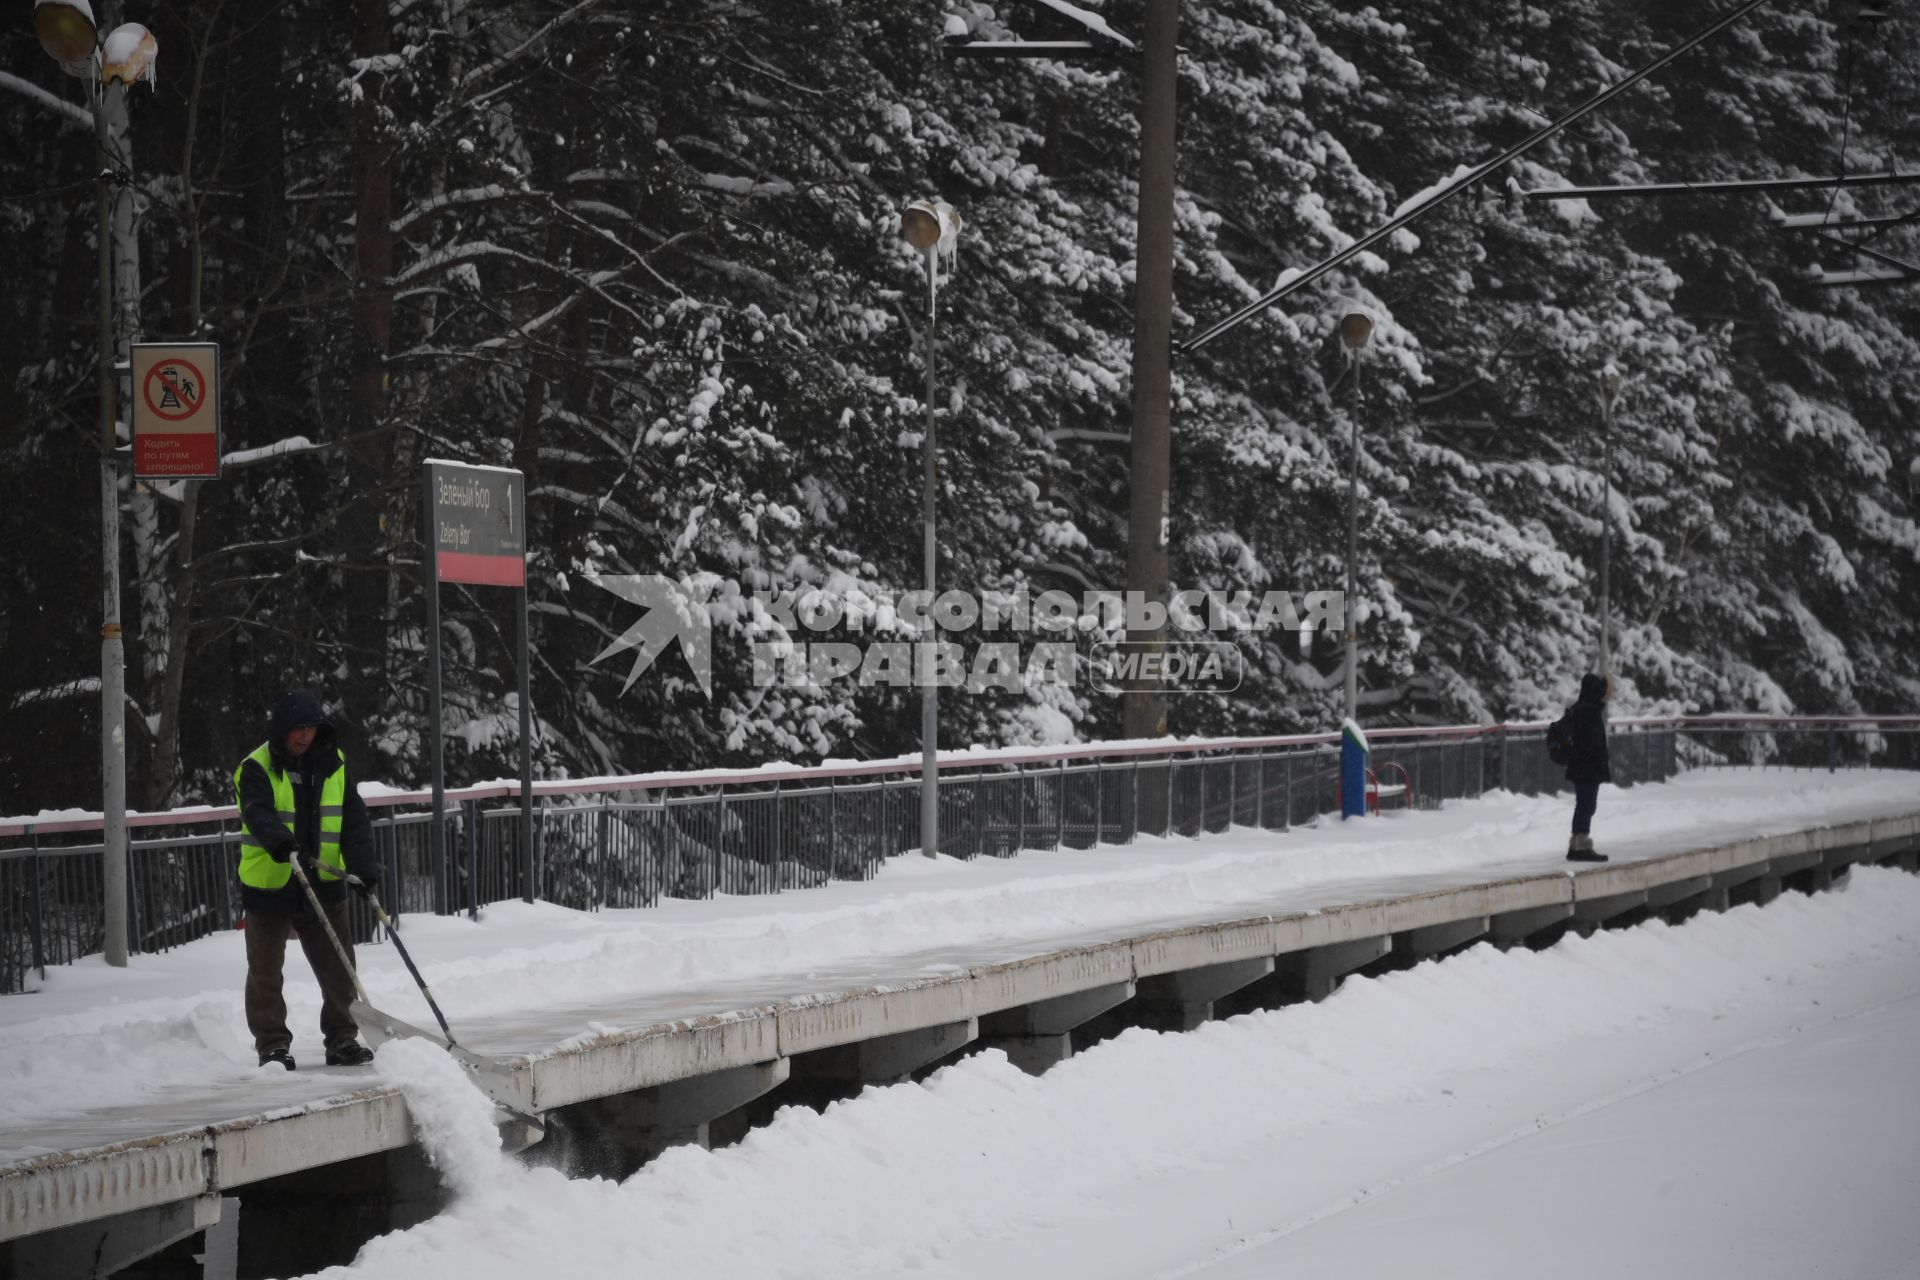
left=233, top=689, right=381, bottom=1069
left=1563, top=673, right=1612, bottom=863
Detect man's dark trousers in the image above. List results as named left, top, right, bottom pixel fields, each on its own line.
left=245, top=898, right=359, bottom=1056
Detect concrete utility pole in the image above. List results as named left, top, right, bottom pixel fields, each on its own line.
left=1123, top=0, right=1179, bottom=740
left=1597, top=366, right=1623, bottom=681
left=95, top=76, right=131, bottom=968
left=1339, top=312, right=1373, bottom=724
left=39, top=0, right=157, bottom=967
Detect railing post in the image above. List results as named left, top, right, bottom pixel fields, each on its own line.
left=434, top=804, right=449, bottom=917
left=1827, top=726, right=1838, bottom=773
left=772, top=784, right=785, bottom=892
left=1056, top=760, right=1067, bottom=850
left=1092, top=763, right=1104, bottom=848
left=595, top=805, right=610, bottom=909
left=375, top=814, right=396, bottom=930
left=465, top=800, right=480, bottom=920
left=971, top=774, right=985, bottom=857
left=218, top=819, right=237, bottom=930
left=530, top=804, right=544, bottom=906
left=1165, top=754, right=1176, bottom=837
left=520, top=788, right=536, bottom=907
left=825, top=778, right=838, bottom=874
left=1227, top=751, right=1238, bottom=830
left=1130, top=758, right=1140, bottom=843
left=1014, top=766, right=1026, bottom=854
left=29, top=828, right=45, bottom=980
left=1255, top=753, right=1268, bottom=830
left=713, top=785, right=727, bottom=897
left=125, top=840, right=142, bottom=957
left=1283, top=752, right=1293, bottom=830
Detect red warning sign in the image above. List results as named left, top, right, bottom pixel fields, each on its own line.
left=132, top=344, right=221, bottom=478
left=142, top=359, right=206, bottom=421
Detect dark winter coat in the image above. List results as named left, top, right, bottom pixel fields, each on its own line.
left=236, top=689, right=377, bottom=918
left=1564, top=673, right=1613, bottom=785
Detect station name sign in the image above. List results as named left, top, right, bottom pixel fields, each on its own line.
left=425, top=459, right=525, bottom=587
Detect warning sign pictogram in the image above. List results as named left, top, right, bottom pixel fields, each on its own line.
left=143, top=359, right=206, bottom=421
left=132, top=343, right=221, bottom=478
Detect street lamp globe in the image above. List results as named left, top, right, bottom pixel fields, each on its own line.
left=901, top=199, right=961, bottom=259
left=34, top=0, right=97, bottom=74
left=1338, top=309, right=1374, bottom=352
left=901, top=200, right=944, bottom=251
left=101, top=22, right=158, bottom=87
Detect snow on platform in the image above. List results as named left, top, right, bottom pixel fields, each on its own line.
left=2, top=769, right=1916, bottom=1143
left=1, top=768, right=1917, bottom=1250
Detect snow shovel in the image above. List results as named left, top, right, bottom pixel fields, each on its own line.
left=286, top=856, right=543, bottom=1143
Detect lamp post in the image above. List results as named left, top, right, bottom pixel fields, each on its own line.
left=35, top=0, right=158, bottom=967
left=1597, top=364, right=1623, bottom=681
left=1337, top=310, right=1373, bottom=725
left=901, top=198, right=961, bottom=858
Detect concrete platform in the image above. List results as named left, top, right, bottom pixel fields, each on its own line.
left=4, top=810, right=1917, bottom=1255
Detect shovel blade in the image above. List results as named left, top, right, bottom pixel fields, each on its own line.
left=352, top=999, right=544, bottom=1148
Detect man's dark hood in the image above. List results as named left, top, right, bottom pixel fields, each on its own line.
left=267, top=689, right=337, bottom=767
left=269, top=688, right=331, bottom=739
left=1578, top=673, right=1609, bottom=704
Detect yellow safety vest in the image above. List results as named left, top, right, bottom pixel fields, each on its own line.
left=232, top=743, right=347, bottom=889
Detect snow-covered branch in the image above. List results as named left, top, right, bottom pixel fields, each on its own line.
left=222, top=436, right=327, bottom=469
left=8, top=678, right=102, bottom=713
left=391, top=183, right=514, bottom=235
left=457, top=0, right=605, bottom=93
left=0, top=72, right=91, bottom=133
left=702, top=173, right=797, bottom=198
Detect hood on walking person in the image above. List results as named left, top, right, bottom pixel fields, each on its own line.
left=1578, top=673, right=1610, bottom=704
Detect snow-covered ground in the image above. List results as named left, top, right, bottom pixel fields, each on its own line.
left=321, top=864, right=1920, bottom=1280
left=1, top=767, right=1915, bottom=1144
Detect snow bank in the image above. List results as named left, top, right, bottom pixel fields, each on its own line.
left=309, top=866, right=1920, bottom=1278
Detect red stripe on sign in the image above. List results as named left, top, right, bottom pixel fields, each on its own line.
left=437, top=551, right=527, bottom=586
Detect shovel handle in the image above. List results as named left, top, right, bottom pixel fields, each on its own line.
left=334, top=871, right=460, bottom=1048
left=287, top=856, right=373, bottom=1006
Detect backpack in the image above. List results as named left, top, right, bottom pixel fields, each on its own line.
left=1545, top=710, right=1575, bottom=767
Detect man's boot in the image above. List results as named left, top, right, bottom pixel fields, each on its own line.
left=1567, top=834, right=1607, bottom=864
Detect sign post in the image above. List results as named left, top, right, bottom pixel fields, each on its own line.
left=130, top=343, right=221, bottom=478
left=423, top=460, right=534, bottom=914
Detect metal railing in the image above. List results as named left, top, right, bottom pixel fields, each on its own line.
left=5, top=715, right=1914, bottom=993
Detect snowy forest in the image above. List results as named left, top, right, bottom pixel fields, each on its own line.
left=1, top=0, right=1916, bottom=815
